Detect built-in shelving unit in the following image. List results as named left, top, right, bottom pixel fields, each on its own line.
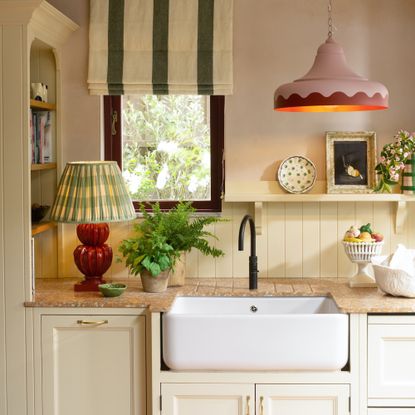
left=27, top=8, right=78, bottom=280
left=32, top=221, right=57, bottom=236
left=29, top=36, right=62, bottom=279
left=225, top=181, right=415, bottom=235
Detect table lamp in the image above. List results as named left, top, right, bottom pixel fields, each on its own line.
left=50, top=161, right=135, bottom=291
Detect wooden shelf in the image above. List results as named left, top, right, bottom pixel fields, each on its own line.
left=225, top=181, right=415, bottom=235
left=32, top=221, right=56, bottom=236
left=31, top=162, right=57, bottom=172
left=224, top=181, right=415, bottom=203
left=225, top=192, right=414, bottom=203
left=30, top=99, right=56, bottom=111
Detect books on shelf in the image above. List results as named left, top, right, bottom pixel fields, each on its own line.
left=30, top=109, right=53, bottom=164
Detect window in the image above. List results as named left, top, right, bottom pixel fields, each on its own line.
left=104, top=95, right=224, bottom=212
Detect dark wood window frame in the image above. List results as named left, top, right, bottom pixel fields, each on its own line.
left=104, top=95, right=224, bottom=213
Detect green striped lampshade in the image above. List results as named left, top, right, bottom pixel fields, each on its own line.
left=50, top=161, right=135, bottom=223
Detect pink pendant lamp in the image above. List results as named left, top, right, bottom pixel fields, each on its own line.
left=274, top=1, right=388, bottom=112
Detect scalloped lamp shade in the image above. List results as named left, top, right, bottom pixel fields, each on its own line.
left=50, top=161, right=135, bottom=292
left=274, top=37, right=389, bottom=112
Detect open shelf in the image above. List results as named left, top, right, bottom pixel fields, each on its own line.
left=225, top=181, right=415, bottom=235
left=32, top=221, right=56, bottom=236
left=225, top=192, right=414, bottom=203
left=224, top=180, right=415, bottom=203
left=30, top=99, right=56, bottom=111
left=31, top=162, right=57, bottom=172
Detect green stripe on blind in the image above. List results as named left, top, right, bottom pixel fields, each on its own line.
left=107, top=0, right=125, bottom=94
left=197, top=0, right=214, bottom=95
left=152, top=0, right=169, bottom=94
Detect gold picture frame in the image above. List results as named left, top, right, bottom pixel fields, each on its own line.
left=326, top=131, right=376, bottom=194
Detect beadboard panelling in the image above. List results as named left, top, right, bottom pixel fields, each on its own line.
left=302, top=202, right=320, bottom=278
left=214, top=203, right=234, bottom=277
left=320, top=203, right=338, bottom=278
left=55, top=201, right=411, bottom=279
left=198, top=223, right=216, bottom=278
left=373, top=202, right=392, bottom=258
left=285, top=202, right=303, bottom=278
left=256, top=202, right=268, bottom=278
left=337, top=203, right=355, bottom=278
left=267, top=202, right=285, bottom=278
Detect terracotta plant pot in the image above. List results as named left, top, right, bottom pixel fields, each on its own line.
left=140, top=269, right=170, bottom=293
left=168, top=253, right=186, bottom=287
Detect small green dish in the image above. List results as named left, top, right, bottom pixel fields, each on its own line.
left=98, top=283, right=127, bottom=297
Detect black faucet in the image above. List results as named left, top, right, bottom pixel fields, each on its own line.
left=238, top=214, right=258, bottom=290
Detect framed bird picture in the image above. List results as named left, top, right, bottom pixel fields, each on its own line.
left=326, top=131, right=376, bottom=194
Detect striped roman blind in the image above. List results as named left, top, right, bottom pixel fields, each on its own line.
left=88, top=0, right=233, bottom=95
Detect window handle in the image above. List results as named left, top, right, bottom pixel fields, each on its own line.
left=111, top=110, right=118, bottom=135
left=246, top=396, right=250, bottom=415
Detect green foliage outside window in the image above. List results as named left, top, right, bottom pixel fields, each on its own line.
left=122, top=95, right=211, bottom=201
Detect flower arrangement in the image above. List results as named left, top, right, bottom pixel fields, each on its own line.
left=374, top=130, right=415, bottom=193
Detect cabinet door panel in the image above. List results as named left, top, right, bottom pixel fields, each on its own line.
left=368, top=324, right=415, bottom=404
left=41, top=315, right=146, bottom=415
left=161, top=383, right=254, bottom=415
left=256, top=384, right=349, bottom=415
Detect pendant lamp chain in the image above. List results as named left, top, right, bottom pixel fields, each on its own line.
left=328, top=0, right=334, bottom=38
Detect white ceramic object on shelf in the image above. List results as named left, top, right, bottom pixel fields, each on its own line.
left=277, top=156, right=317, bottom=194
left=372, top=255, right=415, bottom=298
left=342, top=241, right=384, bottom=287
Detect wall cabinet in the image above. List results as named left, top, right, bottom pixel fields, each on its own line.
left=368, top=316, right=415, bottom=408
left=161, top=383, right=349, bottom=415
left=38, top=313, right=146, bottom=415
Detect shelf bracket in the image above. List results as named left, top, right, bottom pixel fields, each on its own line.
left=254, top=202, right=264, bottom=235
left=395, top=201, right=407, bottom=234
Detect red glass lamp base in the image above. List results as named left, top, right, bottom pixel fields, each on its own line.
left=73, top=223, right=113, bottom=292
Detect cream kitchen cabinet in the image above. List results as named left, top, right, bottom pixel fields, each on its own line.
left=161, top=383, right=254, bottom=415
left=160, top=383, right=349, bottom=415
left=35, top=311, right=146, bottom=415
left=256, top=384, right=350, bottom=415
left=368, top=316, right=415, bottom=407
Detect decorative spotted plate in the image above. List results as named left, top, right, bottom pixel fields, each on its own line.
left=277, top=156, right=317, bottom=194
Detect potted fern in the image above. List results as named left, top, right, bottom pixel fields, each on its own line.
left=118, top=202, right=224, bottom=292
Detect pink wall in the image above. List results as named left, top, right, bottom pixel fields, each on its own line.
left=49, top=0, right=415, bottom=181
left=49, top=0, right=102, bottom=166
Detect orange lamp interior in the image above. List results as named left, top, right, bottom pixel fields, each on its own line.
left=275, top=105, right=388, bottom=112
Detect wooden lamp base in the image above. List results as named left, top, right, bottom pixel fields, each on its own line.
left=73, top=223, right=113, bottom=292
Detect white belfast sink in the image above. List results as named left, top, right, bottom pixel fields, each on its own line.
left=162, top=296, right=348, bottom=371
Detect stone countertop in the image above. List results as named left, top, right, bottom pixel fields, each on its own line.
left=24, top=277, right=415, bottom=313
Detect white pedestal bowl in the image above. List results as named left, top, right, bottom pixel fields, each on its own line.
left=342, top=241, right=384, bottom=287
